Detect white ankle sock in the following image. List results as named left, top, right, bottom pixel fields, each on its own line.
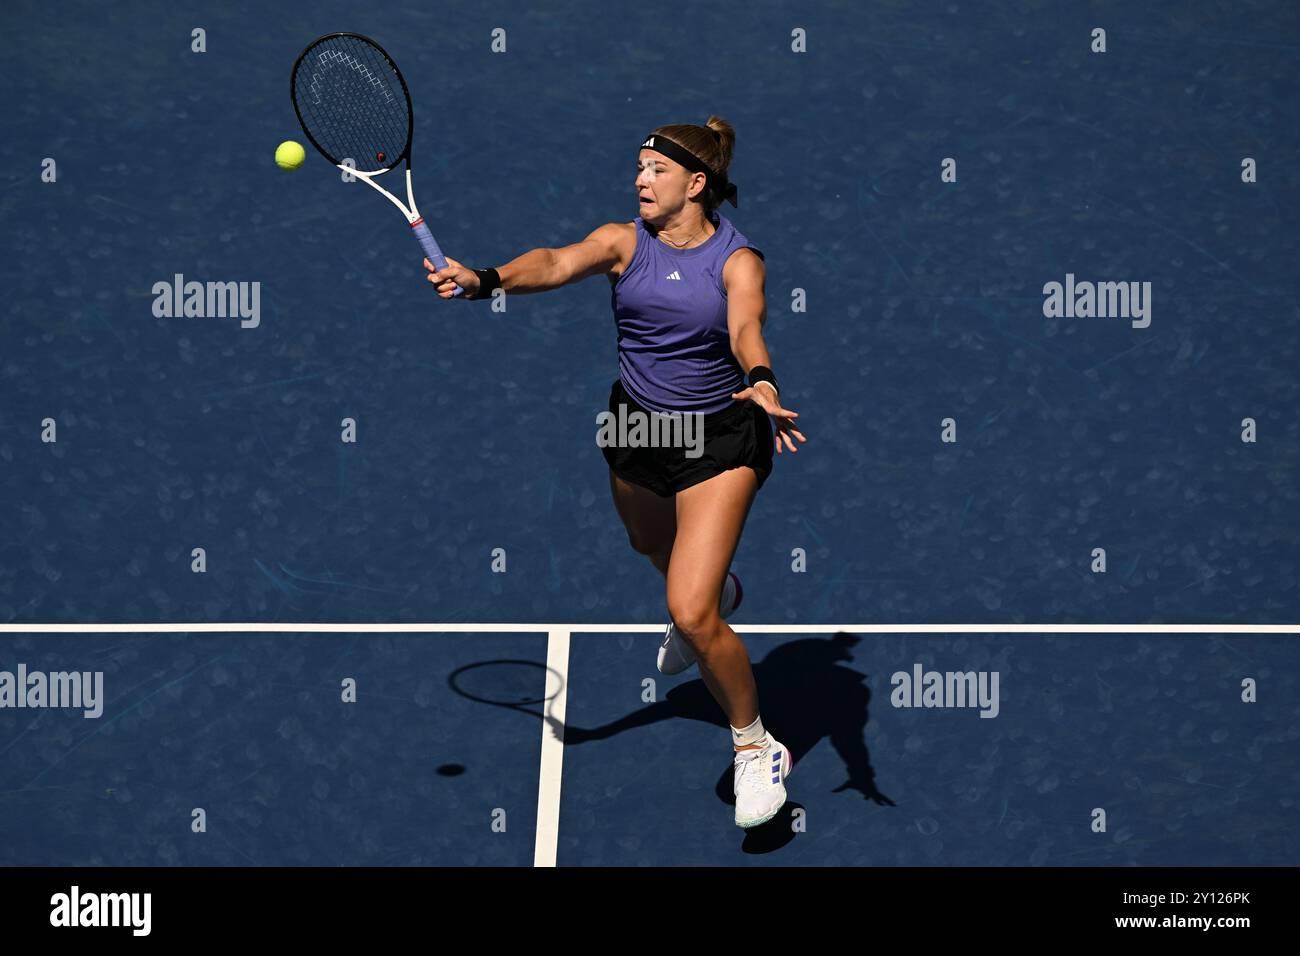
left=731, top=715, right=767, bottom=749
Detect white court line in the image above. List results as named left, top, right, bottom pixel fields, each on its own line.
left=533, top=628, right=570, bottom=868
left=2, top=623, right=1299, bottom=633
left=5, top=620, right=1297, bottom=869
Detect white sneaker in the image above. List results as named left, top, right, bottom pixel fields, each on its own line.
left=657, top=572, right=743, bottom=675
left=733, top=735, right=793, bottom=828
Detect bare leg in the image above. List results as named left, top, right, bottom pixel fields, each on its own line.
left=665, top=467, right=760, bottom=738
left=608, top=469, right=675, bottom=576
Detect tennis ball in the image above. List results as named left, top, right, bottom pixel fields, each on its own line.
left=275, top=140, right=306, bottom=171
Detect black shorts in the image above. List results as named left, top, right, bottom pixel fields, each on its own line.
left=600, top=378, right=774, bottom=497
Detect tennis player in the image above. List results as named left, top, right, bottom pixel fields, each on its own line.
left=425, top=117, right=806, bottom=828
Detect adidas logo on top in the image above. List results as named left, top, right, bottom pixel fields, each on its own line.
left=665, top=270, right=682, bottom=280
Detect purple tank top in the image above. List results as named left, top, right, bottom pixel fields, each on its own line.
left=611, top=210, right=765, bottom=414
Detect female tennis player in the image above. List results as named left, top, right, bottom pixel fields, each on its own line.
left=424, top=117, right=806, bottom=828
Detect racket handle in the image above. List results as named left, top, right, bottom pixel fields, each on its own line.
left=412, top=219, right=465, bottom=298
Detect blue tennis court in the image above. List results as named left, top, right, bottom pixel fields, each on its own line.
left=2, top=0, right=1298, bottom=866
left=2, top=625, right=1297, bottom=865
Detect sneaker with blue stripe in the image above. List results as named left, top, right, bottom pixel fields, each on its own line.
left=657, top=572, right=742, bottom=676
left=733, top=734, right=793, bottom=828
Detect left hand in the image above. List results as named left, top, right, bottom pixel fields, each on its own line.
left=732, top=383, right=806, bottom=454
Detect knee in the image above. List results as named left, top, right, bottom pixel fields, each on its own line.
left=666, top=594, right=723, bottom=646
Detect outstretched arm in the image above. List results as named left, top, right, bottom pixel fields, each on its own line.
left=425, top=222, right=624, bottom=298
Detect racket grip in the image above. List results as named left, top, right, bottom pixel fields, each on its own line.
left=412, top=219, right=465, bottom=298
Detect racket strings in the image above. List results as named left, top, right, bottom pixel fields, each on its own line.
left=293, top=34, right=410, bottom=171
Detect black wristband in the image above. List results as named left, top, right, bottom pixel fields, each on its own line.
left=747, top=365, right=779, bottom=395
left=469, top=268, right=501, bottom=300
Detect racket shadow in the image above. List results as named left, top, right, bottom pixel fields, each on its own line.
left=447, top=659, right=566, bottom=740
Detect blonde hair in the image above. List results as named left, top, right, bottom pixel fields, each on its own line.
left=648, top=116, right=735, bottom=212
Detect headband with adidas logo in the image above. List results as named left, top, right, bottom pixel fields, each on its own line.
left=639, top=133, right=739, bottom=208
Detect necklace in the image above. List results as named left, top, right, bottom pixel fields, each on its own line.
left=656, top=221, right=713, bottom=249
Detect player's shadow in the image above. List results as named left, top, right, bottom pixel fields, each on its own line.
left=565, top=632, right=895, bottom=825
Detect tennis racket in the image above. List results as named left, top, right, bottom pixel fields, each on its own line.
left=290, top=32, right=464, bottom=296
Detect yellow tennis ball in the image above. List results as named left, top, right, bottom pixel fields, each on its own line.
left=275, top=140, right=306, bottom=171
